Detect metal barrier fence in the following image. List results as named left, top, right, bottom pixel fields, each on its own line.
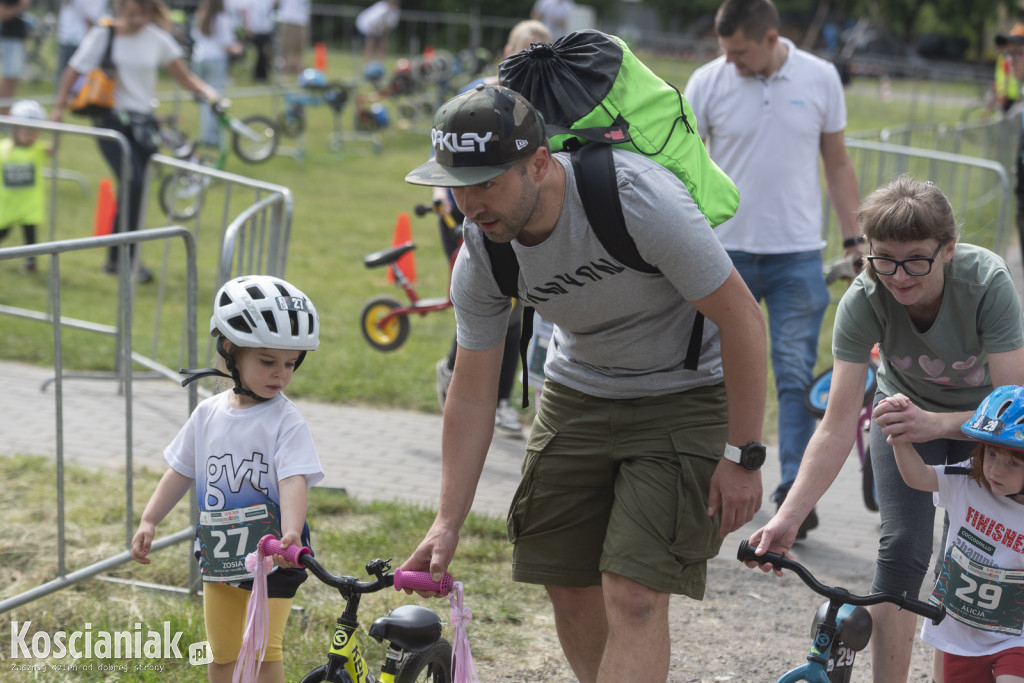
left=0, top=119, right=293, bottom=612
left=825, top=113, right=1017, bottom=265
left=0, top=227, right=200, bottom=613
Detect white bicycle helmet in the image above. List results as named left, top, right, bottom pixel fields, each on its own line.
left=10, top=99, right=46, bottom=121
left=210, top=275, right=319, bottom=351
left=182, top=275, right=319, bottom=400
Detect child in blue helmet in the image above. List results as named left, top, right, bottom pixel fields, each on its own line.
left=131, top=275, right=324, bottom=683
left=882, top=386, right=1024, bottom=682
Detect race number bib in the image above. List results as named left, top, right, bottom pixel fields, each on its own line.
left=930, top=544, right=1024, bottom=635
left=198, top=502, right=281, bottom=582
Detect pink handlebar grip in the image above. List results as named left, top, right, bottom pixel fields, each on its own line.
left=393, top=568, right=454, bottom=596
left=257, top=535, right=309, bottom=567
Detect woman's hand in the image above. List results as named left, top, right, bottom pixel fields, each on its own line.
left=873, top=394, right=936, bottom=443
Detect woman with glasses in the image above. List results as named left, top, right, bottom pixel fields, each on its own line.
left=748, top=175, right=1024, bottom=682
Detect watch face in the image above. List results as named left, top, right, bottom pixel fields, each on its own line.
left=741, top=444, right=766, bottom=470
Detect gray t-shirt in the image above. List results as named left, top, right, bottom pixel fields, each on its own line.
left=833, top=243, right=1024, bottom=412
left=451, top=150, right=734, bottom=399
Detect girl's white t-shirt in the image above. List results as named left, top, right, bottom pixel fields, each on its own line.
left=922, top=463, right=1024, bottom=657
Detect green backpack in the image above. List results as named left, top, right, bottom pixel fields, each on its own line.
left=492, top=30, right=740, bottom=407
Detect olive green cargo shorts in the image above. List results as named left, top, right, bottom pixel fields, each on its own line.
left=506, top=381, right=728, bottom=599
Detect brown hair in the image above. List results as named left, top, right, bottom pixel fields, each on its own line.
left=967, top=443, right=1024, bottom=491
left=715, top=0, right=779, bottom=40
left=505, top=20, right=552, bottom=56
left=195, top=0, right=226, bottom=37
left=857, top=175, right=960, bottom=281
left=117, top=0, right=173, bottom=31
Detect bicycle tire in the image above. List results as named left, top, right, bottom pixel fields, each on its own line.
left=394, top=638, right=452, bottom=683
left=159, top=170, right=205, bottom=221
left=803, top=364, right=879, bottom=419
left=299, top=664, right=353, bottom=683
left=232, top=115, right=278, bottom=163
left=360, top=296, right=410, bottom=351
left=861, top=445, right=879, bottom=512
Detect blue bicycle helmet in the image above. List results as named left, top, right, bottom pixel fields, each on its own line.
left=961, top=384, right=1024, bottom=452
left=297, top=68, right=327, bottom=89
left=363, top=61, right=385, bottom=82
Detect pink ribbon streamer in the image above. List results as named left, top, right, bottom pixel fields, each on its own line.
left=447, top=581, right=478, bottom=683
left=232, top=550, right=273, bottom=683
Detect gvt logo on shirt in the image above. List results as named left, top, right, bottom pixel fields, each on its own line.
left=205, top=452, right=270, bottom=509
left=3, top=163, right=36, bottom=189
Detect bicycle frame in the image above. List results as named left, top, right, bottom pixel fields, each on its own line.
left=737, top=541, right=945, bottom=683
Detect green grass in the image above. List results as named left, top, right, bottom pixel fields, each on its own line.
left=0, top=455, right=562, bottom=681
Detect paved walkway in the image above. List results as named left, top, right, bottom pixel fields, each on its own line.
left=0, top=358, right=885, bottom=579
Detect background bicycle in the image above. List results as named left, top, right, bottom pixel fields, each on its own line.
left=737, top=540, right=945, bottom=683
left=359, top=203, right=460, bottom=352
left=159, top=100, right=277, bottom=220
left=258, top=536, right=454, bottom=683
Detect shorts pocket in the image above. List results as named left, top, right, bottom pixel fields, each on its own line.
left=667, top=422, right=725, bottom=564
left=506, top=414, right=558, bottom=544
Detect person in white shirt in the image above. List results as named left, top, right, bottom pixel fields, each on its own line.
left=239, top=0, right=273, bottom=81
left=55, top=0, right=108, bottom=82
left=275, top=0, right=308, bottom=75
left=355, top=0, right=398, bottom=62
left=190, top=0, right=241, bottom=145
left=530, top=0, right=573, bottom=40
left=886, top=386, right=1024, bottom=683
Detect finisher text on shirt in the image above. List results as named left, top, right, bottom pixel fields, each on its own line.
left=966, top=506, right=1024, bottom=554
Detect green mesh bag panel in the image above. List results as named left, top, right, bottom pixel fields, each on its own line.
left=499, top=29, right=739, bottom=228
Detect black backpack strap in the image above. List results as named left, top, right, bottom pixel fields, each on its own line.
left=571, top=143, right=705, bottom=370
left=483, top=238, right=534, bottom=409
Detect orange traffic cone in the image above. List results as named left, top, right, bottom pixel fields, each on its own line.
left=387, top=212, right=415, bottom=283
left=314, top=42, right=328, bottom=72
left=93, top=177, right=116, bottom=236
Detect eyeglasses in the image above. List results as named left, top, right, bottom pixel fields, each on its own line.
left=866, top=244, right=943, bottom=277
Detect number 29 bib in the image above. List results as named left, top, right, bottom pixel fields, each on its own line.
left=930, top=544, right=1024, bottom=636
left=198, top=502, right=281, bottom=582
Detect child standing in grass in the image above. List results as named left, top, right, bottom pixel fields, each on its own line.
left=131, top=274, right=323, bottom=683
left=882, top=386, right=1024, bottom=683
left=0, top=99, right=50, bottom=273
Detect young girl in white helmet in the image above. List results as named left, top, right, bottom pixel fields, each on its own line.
left=883, top=385, right=1024, bottom=682
left=131, top=275, right=323, bottom=683
left=0, top=99, right=49, bottom=273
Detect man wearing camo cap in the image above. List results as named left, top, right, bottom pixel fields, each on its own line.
left=402, top=83, right=768, bottom=682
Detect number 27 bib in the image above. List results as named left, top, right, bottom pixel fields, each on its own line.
left=198, top=502, right=281, bottom=582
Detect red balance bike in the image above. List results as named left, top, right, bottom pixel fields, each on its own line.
left=360, top=203, right=461, bottom=351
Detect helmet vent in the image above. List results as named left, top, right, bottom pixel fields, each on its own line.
left=227, top=315, right=252, bottom=334
left=246, top=285, right=266, bottom=300
left=219, top=291, right=232, bottom=306
left=261, top=310, right=278, bottom=333
left=997, top=400, right=1013, bottom=418
left=288, top=310, right=299, bottom=336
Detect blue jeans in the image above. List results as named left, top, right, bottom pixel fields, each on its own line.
left=192, top=57, right=228, bottom=146
left=728, top=250, right=830, bottom=500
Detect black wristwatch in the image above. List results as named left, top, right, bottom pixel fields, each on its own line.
left=722, top=442, right=767, bottom=471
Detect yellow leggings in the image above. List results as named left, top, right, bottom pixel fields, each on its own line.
left=203, top=582, right=293, bottom=664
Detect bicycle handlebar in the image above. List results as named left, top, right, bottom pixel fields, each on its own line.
left=257, top=535, right=454, bottom=596
left=737, top=541, right=945, bottom=625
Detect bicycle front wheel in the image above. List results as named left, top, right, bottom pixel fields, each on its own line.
left=232, top=115, right=278, bottom=163
left=360, top=296, right=410, bottom=351
left=159, top=170, right=206, bottom=220
left=394, top=639, right=452, bottom=683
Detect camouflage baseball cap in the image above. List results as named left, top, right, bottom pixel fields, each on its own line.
left=405, top=84, right=547, bottom=187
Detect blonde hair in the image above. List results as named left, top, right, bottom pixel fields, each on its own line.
left=505, top=20, right=552, bottom=56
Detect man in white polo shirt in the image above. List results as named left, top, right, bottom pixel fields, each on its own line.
left=684, top=0, right=862, bottom=540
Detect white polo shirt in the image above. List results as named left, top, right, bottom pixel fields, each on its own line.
left=683, top=37, right=847, bottom=254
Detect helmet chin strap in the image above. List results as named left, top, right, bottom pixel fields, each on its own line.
left=179, top=337, right=274, bottom=402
